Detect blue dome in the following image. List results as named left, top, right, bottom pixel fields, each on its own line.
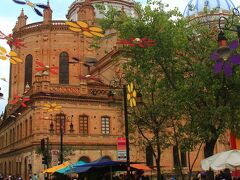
left=183, top=0, right=236, bottom=16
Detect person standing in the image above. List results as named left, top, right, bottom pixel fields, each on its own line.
left=33, top=173, right=38, bottom=180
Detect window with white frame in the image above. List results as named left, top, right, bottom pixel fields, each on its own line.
left=101, top=116, right=110, bottom=134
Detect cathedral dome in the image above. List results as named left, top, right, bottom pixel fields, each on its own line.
left=183, top=0, right=236, bottom=17
left=67, top=0, right=136, bottom=21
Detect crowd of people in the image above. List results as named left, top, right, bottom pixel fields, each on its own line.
left=0, top=173, right=22, bottom=180
left=193, top=168, right=240, bottom=180
left=0, top=173, right=38, bottom=180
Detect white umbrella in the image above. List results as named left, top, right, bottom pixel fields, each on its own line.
left=201, top=150, right=240, bottom=171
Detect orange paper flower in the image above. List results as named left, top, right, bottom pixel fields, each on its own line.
left=42, top=102, right=62, bottom=112
left=127, top=82, right=137, bottom=107
left=0, top=46, right=22, bottom=64
left=66, top=21, right=105, bottom=38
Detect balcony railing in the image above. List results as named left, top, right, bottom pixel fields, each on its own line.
left=15, top=20, right=68, bottom=36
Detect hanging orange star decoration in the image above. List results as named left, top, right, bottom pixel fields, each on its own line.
left=35, top=61, right=58, bottom=76
left=42, top=102, right=62, bottom=112
left=10, top=95, right=30, bottom=107
left=0, top=47, right=22, bottom=64
left=65, top=21, right=105, bottom=38
left=127, top=82, right=137, bottom=107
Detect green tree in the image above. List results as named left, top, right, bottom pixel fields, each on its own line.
left=98, top=1, right=240, bottom=179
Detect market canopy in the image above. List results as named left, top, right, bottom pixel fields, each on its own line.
left=71, top=157, right=126, bottom=174
left=56, top=161, right=86, bottom=174
left=130, top=164, right=152, bottom=171
left=201, top=150, right=240, bottom=171
left=43, top=161, right=70, bottom=174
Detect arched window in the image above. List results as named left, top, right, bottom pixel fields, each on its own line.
left=20, top=123, right=22, bottom=139
left=29, top=117, right=32, bottom=135
left=146, top=144, right=153, bottom=166
left=102, top=155, right=111, bottom=160
left=25, top=119, right=28, bottom=137
left=24, top=54, right=33, bottom=86
left=79, top=156, right=90, bottom=163
left=101, top=116, right=110, bottom=135
left=55, top=113, right=66, bottom=134
left=59, top=52, right=69, bottom=84
left=79, top=115, right=88, bottom=134
left=173, top=145, right=187, bottom=168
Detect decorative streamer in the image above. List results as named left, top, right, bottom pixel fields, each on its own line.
left=0, top=31, right=25, bottom=48
left=117, top=37, right=156, bottom=48
left=12, top=0, right=48, bottom=16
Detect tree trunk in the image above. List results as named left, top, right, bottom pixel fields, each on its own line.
left=156, top=134, right=161, bottom=180
left=204, top=138, right=218, bottom=158
left=156, top=157, right=161, bottom=180
left=204, top=138, right=218, bottom=180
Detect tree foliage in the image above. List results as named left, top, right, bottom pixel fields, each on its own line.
left=98, top=0, right=240, bottom=179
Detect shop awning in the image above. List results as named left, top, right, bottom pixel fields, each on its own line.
left=130, top=164, right=152, bottom=171
left=56, top=161, right=86, bottom=174
left=43, top=162, right=70, bottom=173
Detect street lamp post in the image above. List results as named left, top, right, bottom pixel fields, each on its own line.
left=123, top=84, right=131, bottom=179
left=219, top=8, right=240, bottom=37
left=108, top=82, right=140, bottom=180
left=49, top=113, right=73, bottom=164
left=60, top=114, right=65, bottom=164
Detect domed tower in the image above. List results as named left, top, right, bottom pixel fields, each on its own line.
left=183, top=0, right=235, bottom=23
left=66, top=0, right=136, bottom=21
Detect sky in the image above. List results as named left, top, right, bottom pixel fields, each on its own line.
left=0, top=0, right=239, bottom=113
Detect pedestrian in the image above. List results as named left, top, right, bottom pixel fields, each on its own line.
left=33, top=173, right=38, bottom=180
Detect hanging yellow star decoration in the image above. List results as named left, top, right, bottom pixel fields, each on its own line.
left=127, top=82, right=137, bottom=107
left=0, top=46, right=22, bottom=64
left=42, top=102, right=62, bottom=112
left=65, top=21, right=105, bottom=38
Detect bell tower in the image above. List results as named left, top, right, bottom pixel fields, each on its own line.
left=15, top=9, right=28, bottom=31
left=43, top=0, right=52, bottom=24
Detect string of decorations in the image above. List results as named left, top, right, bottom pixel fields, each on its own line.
left=12, top=0, right=48, bottom=17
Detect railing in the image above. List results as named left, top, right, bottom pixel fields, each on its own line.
left=30, top=82, right=112, bottom=99
left=15, top=20, right=68, bottom=36
left=19, top=22, right=42, bottom=31
left=47, top=84, right=109, bottom=98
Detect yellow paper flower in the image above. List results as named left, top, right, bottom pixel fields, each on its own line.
left=65, top=21, right=105, bottom=38
left=0, top=46, right=22, bottom=64
left=42, top=102, right=62, bottom=112
left=127, top=82, right=137, bottom=107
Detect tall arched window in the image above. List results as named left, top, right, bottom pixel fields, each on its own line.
left=146, top=144, right=153, bottom=166
left=29, top=117, right=32, bottom=135
left=59, top=52, right=69, bottom=84
left=25, top=54, right=33, bottom=86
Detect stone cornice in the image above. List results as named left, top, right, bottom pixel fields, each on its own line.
left=13, top=20, right=69, bottom=38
